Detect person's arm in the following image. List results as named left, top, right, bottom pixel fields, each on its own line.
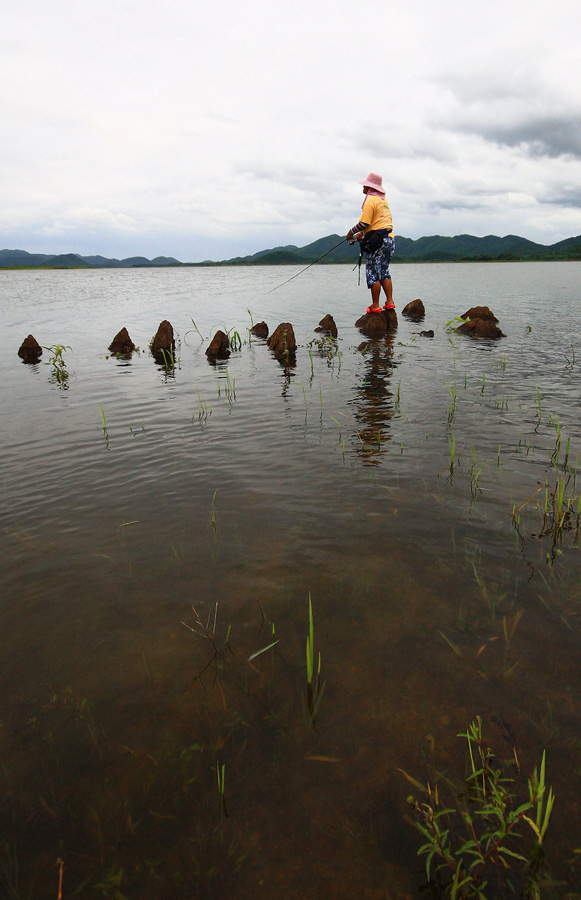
left=346, top=196, right=371, bottom=241
left=346, top=219, right=370, bottom=242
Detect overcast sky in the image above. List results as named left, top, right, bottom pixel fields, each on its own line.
left=2, top=0, right=581, bottom=261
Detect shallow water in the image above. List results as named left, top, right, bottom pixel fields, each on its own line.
left=1, top=262, right=581, bottom=898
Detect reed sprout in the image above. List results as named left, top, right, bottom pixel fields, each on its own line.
left=535, top=386, right=542, bottom=431
left=98, top=402, right=109, bottom=442
left=210, top=490, right=218, bottom=534
left=446, top=380, right=457, bottom=423
left=305, top=593, right=325, bottom=728
left=216, top=762, right=227, bottom=819
left=448, top=433, right=456, bottom=480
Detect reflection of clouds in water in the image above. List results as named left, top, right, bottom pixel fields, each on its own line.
left=350, top=336, right=397, bottom=465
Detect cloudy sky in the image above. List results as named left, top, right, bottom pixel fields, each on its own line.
left=2, top=0, right=581, bottom=261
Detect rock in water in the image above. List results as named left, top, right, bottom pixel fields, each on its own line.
left=355, top=309, right=398, bottom=337
left=419, top=329, right=434, bottom=338
left=267, top=322, right=296, bottom=363
left=150, top=320, right=175, bottom=361
left=108, top=327, right=135, bottom=354
left=402, top=298, right=425, bottom=322
left=18, top=334, right=43, bottom=361
left=206, top=330, right=230, bottom=360
left=314, top=314, right=338, bottom=338
left=457, top=306, right=505, bottom=339
left=251, top=322, right=269, bottom=339
left=461, top=306, right=498, bottom=322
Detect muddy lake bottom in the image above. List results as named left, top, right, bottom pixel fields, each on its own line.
left=1, top=262, right=581, bottom=898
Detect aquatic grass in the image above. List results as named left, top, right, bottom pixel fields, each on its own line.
left=437, top=629, right=463, bottom=658
left=0, top=843, right=23, bottom=900
left=394, top=379, right=401, bottom=413
left=469, top=445, right=484, bottom=498
left=184, top=317, right=205, bottom=343
left=246, top=637, right=279, bottom=690
left=216, top=762, right=227, bottom=820
left=45, top=343, right=71, bottom=386
left=406, top=717, right=555, bottom=898
left=158, top=346, right=177, bottom=371
left=228, top=329, right=242, bottom=351
left=446, top=380, right=457, bottom=423
left=445, top=315, right=470, bottom=332
left=537, top=568, right=581, bottom=630
left=98, top=402, right=109, bottom=443
left=294, top=382, right=308, bottom=417
left=447, top=433, right=456, bottom=481
left=210, top=490, right=218, bottom=535
left=549, top=413, right=562, bottom=468
left=307, top=334, right=340, bottom=365
left=182, top=600, right=236, bottom=686
left=534, top=386, right=542, bottom=432
left=195, top=388, right=212, bottom=423
left=304, top=593, right=325, bottom=728
left=472, top=560, right=507, bottom=625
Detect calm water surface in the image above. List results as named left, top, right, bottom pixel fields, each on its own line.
left=1, top=263, right=581, bottom=898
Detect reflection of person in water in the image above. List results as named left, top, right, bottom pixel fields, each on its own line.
left=352, top=335, right=397, bottom=464
left=346, top=172, right=395, bottom=315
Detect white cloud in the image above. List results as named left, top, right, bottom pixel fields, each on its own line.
left=1, top=0, right=580, bottom=260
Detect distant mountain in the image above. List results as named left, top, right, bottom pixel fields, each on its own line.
left=0, top=249, right=183, bottom=268
left=208, top=233, right=581, bottom=265
left=2, top=234, right=581, bottom=269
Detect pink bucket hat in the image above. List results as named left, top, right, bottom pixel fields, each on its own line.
left=358, top=172, right=385, bottom=194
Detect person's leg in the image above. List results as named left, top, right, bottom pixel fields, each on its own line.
left=369, top=281, right=382, bottom=309
left=365, top=252, right=382, bottom=311
left=379, top=236, right=395, bottom=309
left=381, top=277, right=393, bottom=308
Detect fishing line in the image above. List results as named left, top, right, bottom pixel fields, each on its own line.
left=267, top=238, right=348, bottom=294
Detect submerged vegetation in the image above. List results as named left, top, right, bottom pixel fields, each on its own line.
left=405, top=717, right=555, bottom=899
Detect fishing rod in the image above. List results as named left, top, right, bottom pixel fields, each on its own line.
left=267, top=238, right=348, bottom=294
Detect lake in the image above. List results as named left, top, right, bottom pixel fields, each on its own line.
left=1, top=262, right=580, bottom=899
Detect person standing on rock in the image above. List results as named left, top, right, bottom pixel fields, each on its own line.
left=346, top=172, right=395, bottom=314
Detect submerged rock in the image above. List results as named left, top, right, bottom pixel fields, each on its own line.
left=150, top=320, right=175, bottom=361
left=108, top=327, right=135, bottom=354
left=18, top=334, right=43, bottom=361
left=314, top=314, right=338, bottom=338
left=355, top=308, right=398, bottom=337
left=419, top=329, right=434, bottom=338
left=267, top=322, right=296, bottom=363
left=205, top=330, right=230, bottom=360
left=402, top=298, right=425, bottom=322
left=457, top=306, right=505, bottom=339
left=251, top=321, right=269, bottom=339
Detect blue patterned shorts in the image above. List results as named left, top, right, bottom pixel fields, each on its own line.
left=365, top=235, right=395, bottom=288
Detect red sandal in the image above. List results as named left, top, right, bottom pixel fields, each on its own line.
left=366, top=305, right=383, bottom=314
left=383, top=302, right=395, bottom=310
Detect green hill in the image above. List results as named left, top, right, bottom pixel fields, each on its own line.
left=2, top=234, right=581, bottom=270
left=211, top=233, right=581, bottom=265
